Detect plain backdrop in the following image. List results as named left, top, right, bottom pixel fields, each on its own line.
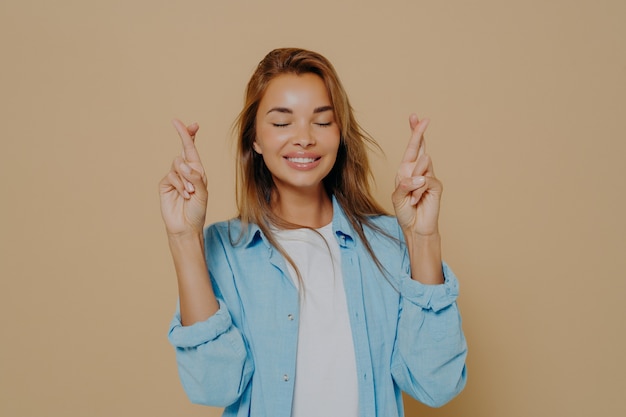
left=1, top=0, right=625, bottom=416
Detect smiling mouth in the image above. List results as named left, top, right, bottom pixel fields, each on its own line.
left=286, top=157, right=319, bottom=163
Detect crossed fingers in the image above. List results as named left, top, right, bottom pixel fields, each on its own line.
left=170, top=119, right=206, bottom=199
left=397, top=115, right=433, bottom=184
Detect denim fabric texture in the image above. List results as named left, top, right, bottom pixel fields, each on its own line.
left=168, top=197, right=467, bottom=417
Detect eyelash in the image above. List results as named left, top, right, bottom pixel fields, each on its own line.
left=272, top=122, right=332, bottom=128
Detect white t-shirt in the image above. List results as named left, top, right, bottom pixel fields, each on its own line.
left=274, top=223, right=358, bottom=417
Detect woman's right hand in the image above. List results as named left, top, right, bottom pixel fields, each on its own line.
left=159, top=119, right=208, bottom=237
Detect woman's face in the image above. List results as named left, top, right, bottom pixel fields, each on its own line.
left=254, top=72, right=340, bottom=195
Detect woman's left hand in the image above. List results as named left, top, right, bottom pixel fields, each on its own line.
left=392, top=114, right=443, bottom=236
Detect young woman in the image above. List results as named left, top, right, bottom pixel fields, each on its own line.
left=160, top=48, right=467, bottom=417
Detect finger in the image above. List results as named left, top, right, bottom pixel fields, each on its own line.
left=183, top=122, right=199, bottom=162
left=401, top=116, right=430, bottom=164
left=408, top=113, right=428, bottom=158
left=417, top=131, right=426, bottom=159
left=416, top=117, right=429, bottom=159
left=391, top=176, right=427, bottom=205
left=183, top=123, right=200, bottom=160
left=172, top=157, right=196, bottom=194
left=187, top=122, right=199, bottom=139
left=172, top=156, right=200, bottom=191
left=174, top=156, right=209, bottom=200
left=411, top=154, right=434, bottom=177
left=410, top=176, right=443, bottom=205
left=172, top=118, right=202, bottom=163
left=164, top=170, right=190, bottom=199
left=409, top=185, right=427, bottom=206
left=409, top=113, right=420, bottom=130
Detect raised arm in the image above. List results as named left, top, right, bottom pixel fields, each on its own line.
left=391, top=114, right=444, bottom=284
left=159, top=119, right=219, bottom=325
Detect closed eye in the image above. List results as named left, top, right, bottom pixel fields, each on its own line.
left=272, top=123, right=290, bottom=127
left=315, top=122, right=332, bottom=127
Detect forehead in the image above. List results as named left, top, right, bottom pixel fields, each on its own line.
left=259, top=73, right=331, bottom=110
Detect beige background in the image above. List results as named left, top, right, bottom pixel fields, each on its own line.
left=1, top=0, right=625, bottom=416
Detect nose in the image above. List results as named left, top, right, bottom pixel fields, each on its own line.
left=292, top=123, right=315, bottom=148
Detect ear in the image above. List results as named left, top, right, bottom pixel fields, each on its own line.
left=252, top=141, right=262, bottom=154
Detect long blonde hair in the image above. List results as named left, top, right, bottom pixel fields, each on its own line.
left=233, top=48, right=390, bottom=275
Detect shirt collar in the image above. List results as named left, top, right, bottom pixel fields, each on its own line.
left=239, top=194, right=357, bottom=248
left=241, top=223, right=264, bottom=248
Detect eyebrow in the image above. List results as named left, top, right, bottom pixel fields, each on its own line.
left=266, top=105, right=334, bottom=115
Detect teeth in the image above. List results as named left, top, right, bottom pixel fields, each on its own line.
left=288, top=157, right=316, bottom=163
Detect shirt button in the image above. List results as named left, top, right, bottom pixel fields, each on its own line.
left=283, top=374, right=290, bottom=381
left=287, top=314, right=294, bottom=321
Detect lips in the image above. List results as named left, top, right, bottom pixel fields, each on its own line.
left=283, top=153, right=322, bottom=170
left=286, top=157, right=318, bottom=163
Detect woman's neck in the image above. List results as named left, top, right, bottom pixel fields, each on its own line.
left=270, top=186, right=333, bottom=229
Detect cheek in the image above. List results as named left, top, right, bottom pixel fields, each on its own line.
left=256, top=126, right=290, bottom=149
left=326, top=128, right=341, bottom=152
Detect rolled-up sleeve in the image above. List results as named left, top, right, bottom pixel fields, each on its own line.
left=398, top=262, right=460, bottom=312
left=391, top=263, right=468, bottom=407
left=168, top=300, right=254, bottom=407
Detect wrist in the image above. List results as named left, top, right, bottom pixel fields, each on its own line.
left=404, top=232, right=444, bottom=285
left=403, top=230, right=441, bottom=245
left=167, top=230, right=205, bottom=250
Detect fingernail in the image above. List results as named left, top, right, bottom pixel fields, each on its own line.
left=183, top=190, right=190, bottom=199
left=185, top=181, right=195, bottom=192
left=412, top=177, right=425, bottom=185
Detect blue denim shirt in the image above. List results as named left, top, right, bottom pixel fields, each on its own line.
left=168, top=198, right=467, bottom=417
